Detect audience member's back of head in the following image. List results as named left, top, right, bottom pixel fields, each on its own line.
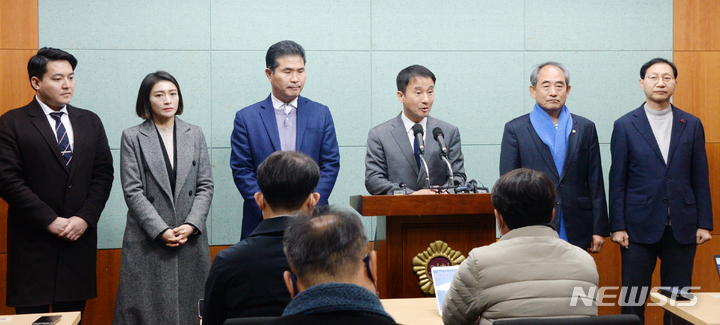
left=491, top=168, right=556, bottom=230
left=257, top=151, right=320, bottom=211
left=202, top=151, right=320, bottom=324
left=283, top=205, right=368, bottom=287
left=270, top=207, right=394, bottom=325
left=442, top=168, right=598, bottom=325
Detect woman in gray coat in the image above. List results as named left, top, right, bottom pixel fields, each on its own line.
left=113, top=71, right=213, bottom=325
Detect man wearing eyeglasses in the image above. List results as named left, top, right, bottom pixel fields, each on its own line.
left=609, top=58, right=712, bottom=324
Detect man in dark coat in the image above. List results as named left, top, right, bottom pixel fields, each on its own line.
left=203, top=151, right=320, bottom=325
left=500, top=61, right=609, bottom=253
left=0, top=47, right=114, bottom=317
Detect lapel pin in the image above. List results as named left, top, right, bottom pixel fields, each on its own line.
left=572, top=129, right=576, bottom=133
left=680, top=119, right=685, bottom=123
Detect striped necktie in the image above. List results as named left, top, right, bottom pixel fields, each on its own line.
left=49, top=112, right=72, bottom=168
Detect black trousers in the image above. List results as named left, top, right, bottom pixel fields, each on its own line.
left=620, top=226, right=696, bottom=325
left=15, top=300, right=86, bottom=325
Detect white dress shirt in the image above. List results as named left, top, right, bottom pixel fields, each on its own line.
left=37, top=95, right=74, bottom=151
left=271, top=94, right=298, bottom=115
left=401, top=112, right=427, bottom=151
left=271, top=94, right=298, bottom=151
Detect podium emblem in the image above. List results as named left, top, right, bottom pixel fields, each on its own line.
left=412, top=240, right=465, bottom=295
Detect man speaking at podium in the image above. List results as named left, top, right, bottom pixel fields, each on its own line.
left=365, top=65, right=465, bottom=195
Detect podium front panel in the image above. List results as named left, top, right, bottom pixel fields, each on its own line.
left=351, top=194, right=496, bottom=298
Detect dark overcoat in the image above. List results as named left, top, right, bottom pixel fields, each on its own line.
left=0, top=99, right=114, bottom=306
left=499, top=113, right=609, bottom=249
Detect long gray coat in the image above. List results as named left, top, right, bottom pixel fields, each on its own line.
left=113, top=118, right=213, bottom=325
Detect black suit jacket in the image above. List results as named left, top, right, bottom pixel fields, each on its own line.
left=499, top=113, right=609, bottom=249
left=203, top=216, right=292, bottom=325
left=0, top=99, right=113, bottom=306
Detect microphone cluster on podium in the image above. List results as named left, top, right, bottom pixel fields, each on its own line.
left=412, top=124, right=431, bottom=189
left=411, top=125, right=488, bottom=194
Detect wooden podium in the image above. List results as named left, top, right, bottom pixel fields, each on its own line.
left=350, top=193, right=496, bottom=298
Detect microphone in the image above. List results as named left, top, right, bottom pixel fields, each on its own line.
left=466, top=179, right=478, bottom=192
left=411, top=124, right=430, bottom=188
left=432, top=127, right=448, bottom=157
left=412, top=124, right=425, bottom=154
left=432, top=127, right=454, bottom=188
left=466, top=178, right=490, bottom=193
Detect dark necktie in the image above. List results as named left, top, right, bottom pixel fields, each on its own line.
left=414, top=136, right=421, bottom=169
left=49, top=112, right=72, bottom=168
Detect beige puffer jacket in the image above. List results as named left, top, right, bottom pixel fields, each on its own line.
left=442, top=225, right=598, bottom=325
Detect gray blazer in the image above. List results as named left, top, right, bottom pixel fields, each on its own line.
left=365, top=113, right=465, bottom=195
left=114, top=117, right=213, bottom=325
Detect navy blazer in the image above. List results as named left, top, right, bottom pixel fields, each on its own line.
left=500, top=113, right=609, bottom=249
left=609, top=104, right=712, bottom=244
left=230, top=95, right=340, bottom=239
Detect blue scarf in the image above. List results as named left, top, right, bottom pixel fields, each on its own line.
left=529, top=104, right=572, bottom=175
left=529, top=104, right=573, bottom=241
left=283, top=283, right=395, bottom=322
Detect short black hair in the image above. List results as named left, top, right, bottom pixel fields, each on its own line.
left=27, top=47, right=78, bottom=81
left=135, top=71, right=184, bottom=120
left=396, top=64, right=436, bottom=93
left=640, top=58, right=677, bottom=79
left=491, top=168, right=556, bottom=230
left=266, top=40, right=306, bottom=72
left=283, top=205, right=368, bottom=284
left=257, top=151, right=320, bottom=211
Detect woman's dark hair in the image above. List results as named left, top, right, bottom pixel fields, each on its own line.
left=135, top=71, right=184, bottom=119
